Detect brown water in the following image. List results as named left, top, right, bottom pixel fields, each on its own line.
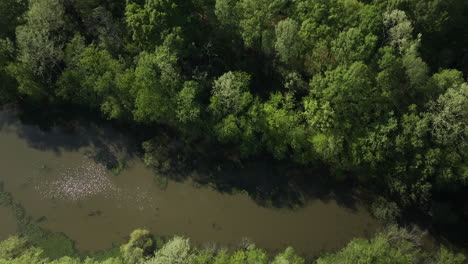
left=0, top=207, right=16, bottom=240
left=0, top=110, right=380, bottom=257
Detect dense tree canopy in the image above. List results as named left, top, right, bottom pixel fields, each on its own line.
left=0, top=0, right=467, bottom=229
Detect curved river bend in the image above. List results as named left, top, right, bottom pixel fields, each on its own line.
left=0, top=110, right=379, bottom=258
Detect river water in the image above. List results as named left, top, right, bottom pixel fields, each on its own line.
left=0, top=109, right=380, bottom=258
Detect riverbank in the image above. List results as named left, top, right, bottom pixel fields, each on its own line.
left=0, top=106, right=381, bottom=259
left=0, top=104, right=467, bottom=260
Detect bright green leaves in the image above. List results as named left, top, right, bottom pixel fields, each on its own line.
left=145, top=236, right=192, bottom=264
left=434, top=247, right=466, bottom=264
left=215, top=0, right=287, bottom=52
left=57, top=35, right=130, bottom=119
left=176, top=81, right=202, bottom=124
left=304, top=62, right=377, bottom=168
left=308, top=62, right=375, bottom=133
left=376, top=47, right=405, bottom=99
left=125, top=0, right=181, bottom=50
left=316, top=227, right=417, bottom=264
left=237, top=0, right=285, bottom=50
left=427, top=69, right=465, bottom=98
left=331, top=27, right=377, bottom=65
left=262, top=93, right=308, bottom=161
left=352, top=115, right=398, bottom=169
left=133, top=45, right=181, bottom=124
left=271, top=247, right=305, bottom=264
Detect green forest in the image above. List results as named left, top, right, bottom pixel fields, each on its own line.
left=0, top=0, right=467, bottom=262
left=0, top=228, right=465, bottom=264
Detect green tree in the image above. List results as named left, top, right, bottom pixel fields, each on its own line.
left=262, top=92, right=308, bottom=162
left=16, top=0, right=67, bottom=77
left=145, top=237, right=192, bottom=264
left=274, top=18, right=302, bottom=66
left=237, top=0, right=287, bottom=52
left=331, top=27, right=377, bottom=65
left=0, top=0, right=26, bottom=39
left=209, top=71, right=252, bottom=118
left=271, top=247, right=304, bottom=264
left=120, top=229, right=154, bottom=264
left=428, top=82, right=468, bottom=152
left=58, top=36, right=130, bottom=119
left=316, top=226, right=419, bottom=264
left=176, top=81, right=202, bottom=124
left=133, top=46, right=181, bottom=124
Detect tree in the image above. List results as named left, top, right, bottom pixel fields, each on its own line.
left=383, top=9, right=429, bottom=91
left=428, top=82, right=468, bottom=152
left=0, top=0, right=26, bottom=39
left=120, top=229, right=154, bottom=264
left=176, top=81, right=202, bottom=124
left=209, top=71, right=252, bottom=118
left=426, top=69, right=464, bottom=98
left=376, top=47, right=405, bottom=102
left=125, top=0, right=189, bottom=51
left=0, top=38, right=18, bottom=103
left=274, top=18, right=302, bottom=66
left=316, top=226, right=419, bottom=264
left=215, top=0, right=240, bottom=28
left=145, top=236, right=193, bottom=264
left=433, top=247, right=466, bottom=264
left=271, top=247, right=304, bottom=264
left=262, top=92, right=309, bottom=162
left=236, top=0, right=287, bottom=52
left=331, top=27, right=377, bottom=65
left=133, top=45, right=181, bottom=124
left=306, top=62, right=376, bottom=137
left=0, top=236, right=29, bottom=260
left=16, top=0, right=67, bottom=77
left=383, top=10, right=414, bottom=52
left=57, top=35, right=132, bottom=120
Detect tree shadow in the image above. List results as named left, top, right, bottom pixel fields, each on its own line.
left=0, top=106, right=138, bottom=170
left=0, top=105, right=362, bottom=212
left=191, top=157, right=362, bottom=211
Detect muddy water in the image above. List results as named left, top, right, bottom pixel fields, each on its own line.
left=0, top=207, right=16, bottom=240
left=0, top=110, right=379, bottom=257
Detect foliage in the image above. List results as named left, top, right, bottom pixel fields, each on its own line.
left=316, top=226, right=431, bottom=264
left=0, top=227, right=464, bottom=264
left=120, top=229, right=154, bottom=264
left=0, top=0, right=468, bottom=246
left=15, top=0, right=67, bottom=78
left=145, top=236, right=192, bottom=264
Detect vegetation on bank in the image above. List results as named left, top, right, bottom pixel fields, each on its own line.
left=0, top=227, right=465, bottom=264
left=0, top=0, right=466, bottom=209
left=0, top=182, right=466, bottom=264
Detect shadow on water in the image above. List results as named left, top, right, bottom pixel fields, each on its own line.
left=1, top=104, right=467, bottom=256
left=0, top=104, right=362, bottom=213
left=201, top=160, right=361, bottom=211
left=0, top=104, right=139, bottom=170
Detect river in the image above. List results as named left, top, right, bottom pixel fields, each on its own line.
left=0, top=109, right=380, bottom=258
